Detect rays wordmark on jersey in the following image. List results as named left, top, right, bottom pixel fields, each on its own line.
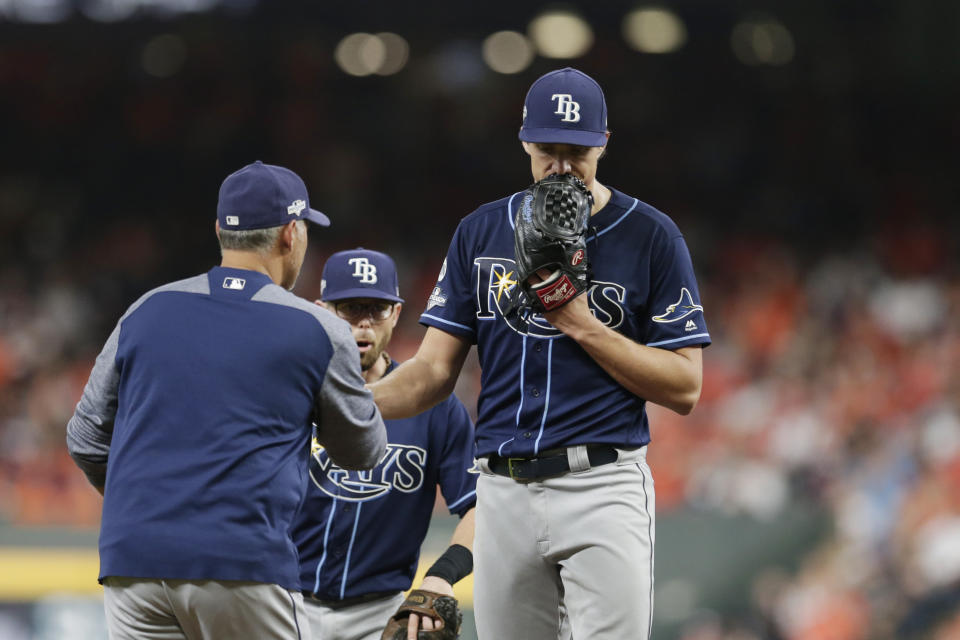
left=310, top=437, right=426, bottom=502
left=474, top=257, right=627, bottom=338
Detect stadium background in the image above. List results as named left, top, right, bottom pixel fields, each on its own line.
left=1, top=0, right=958, bottom=638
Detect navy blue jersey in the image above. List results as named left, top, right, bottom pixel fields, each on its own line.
left=66, top=267, right=386, bottom=590
left=292, top=360, right=477, bottom=600
left=421, top=188, right=711, bottom=458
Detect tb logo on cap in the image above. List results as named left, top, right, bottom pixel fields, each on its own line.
left=349, top=257, right=378, bottom=283
left=552, top=94, right=581, bottom=123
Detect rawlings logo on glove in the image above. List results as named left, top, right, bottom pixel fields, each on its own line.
left=511, top=173, right=593, bottom=316
left=381, top=589, right=462, bottom=640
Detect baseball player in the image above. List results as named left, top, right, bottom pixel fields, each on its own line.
left=292, top=248, right=477, bottom=640
left=370, top=68, right=711, bottom=639
left=66, top=161, right=387, bottom=639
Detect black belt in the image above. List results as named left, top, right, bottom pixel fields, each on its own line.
left=487, top=445, right=619, bottom=481
left=302, top=590, right=400, bottom=609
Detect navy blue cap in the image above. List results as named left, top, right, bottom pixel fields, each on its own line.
left=217, top=161, right=331, bottom=231
left=321, top=248, right=404, bottom=303
left=518, top=67, right=608, bottom=147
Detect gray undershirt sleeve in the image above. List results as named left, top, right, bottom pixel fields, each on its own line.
left=66, top=321, right=121, bottom=489
left=313, top=311, right=387, bottom=470
left=250, top=285, right=387, bottom=470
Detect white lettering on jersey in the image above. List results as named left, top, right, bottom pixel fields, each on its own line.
left=348, top=257, right=378, bottom=284
left=474, top=257, right=625, bottom=338
left=309, top=439, right=426, bottom=502
left=552, top=94, right=581, bottom=122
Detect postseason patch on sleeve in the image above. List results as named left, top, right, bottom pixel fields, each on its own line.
left=426, top=286, right=447, bottom=310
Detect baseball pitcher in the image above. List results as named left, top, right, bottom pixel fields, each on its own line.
left=369, top=68, right=711, bottom=640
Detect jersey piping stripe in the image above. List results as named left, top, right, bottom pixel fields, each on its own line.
left=446, top=489, right=477, bottom=511
left=533, top=339, right=554, bottom=455
left=313, top=498, right=339, bottom=593
left=646, top=333, right=710, bottom=347
left=496, top=438, right=514, bottom=456
left=637, top=462, right=654, bottom=640
left=286, top=590, right=303, bottom=640
left=514, top=334, right=528, bottom=440
left=590, top=197, right=639, bottom=241
left=506, top=192, right=524, bottom=231
left=420, top=313, right=474, bottom=334
left=339, top=502, right=364, bottom=599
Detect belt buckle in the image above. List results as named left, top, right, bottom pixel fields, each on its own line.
left=507, top=457, right=525, bottom=480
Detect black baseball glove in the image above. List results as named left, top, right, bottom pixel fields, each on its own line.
left=511, top=173, right=593, bottom=315
left=380, top=589, right=462, bottom=640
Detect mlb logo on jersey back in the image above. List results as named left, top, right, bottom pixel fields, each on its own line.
left=222, top=277, right=246, bottom=290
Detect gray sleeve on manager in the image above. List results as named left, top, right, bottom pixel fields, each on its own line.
left=313, top=309, right=387, bottom=470
left=252, top=287, right=387, bottom=470
left=66, top=321, right=121, bottom=489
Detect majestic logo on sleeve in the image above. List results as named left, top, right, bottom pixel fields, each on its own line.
left=348, top=257, right=378, bottom=284
left=552, top=94, right=581, bottom=122
left=652, top=287, right=703, bottom=323
left=475, top=257, right=625, bottom=337
left=310, top=437, right=426, bottom=502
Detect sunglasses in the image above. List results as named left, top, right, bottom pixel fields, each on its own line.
left=333, top=300, right=395, bottom=322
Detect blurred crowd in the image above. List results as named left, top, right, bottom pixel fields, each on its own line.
left=1, top=2, right=959, bottom=639
left=651, top=239, right=960, bottom=639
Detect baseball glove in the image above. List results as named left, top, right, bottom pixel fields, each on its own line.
left=512, top=173, right=593, bottom=315
left=380, top=589, right=462, bottom=640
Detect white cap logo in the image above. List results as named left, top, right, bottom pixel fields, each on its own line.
left=225, top=215, right=239, bottom=226
left=348, top=257, right=378, bottom=284
left=288, top=199, right=306, bottom=216
left=551, top=94, right=581, bottom=122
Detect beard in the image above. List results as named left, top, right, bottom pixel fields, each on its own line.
left=358, top=325, right=393, bottom=371
left=360, top=347, right=381, bottom=371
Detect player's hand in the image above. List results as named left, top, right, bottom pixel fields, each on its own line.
left=523, top=270, right=596, bottom=340
left=406, top=577, right=454, bottom=639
